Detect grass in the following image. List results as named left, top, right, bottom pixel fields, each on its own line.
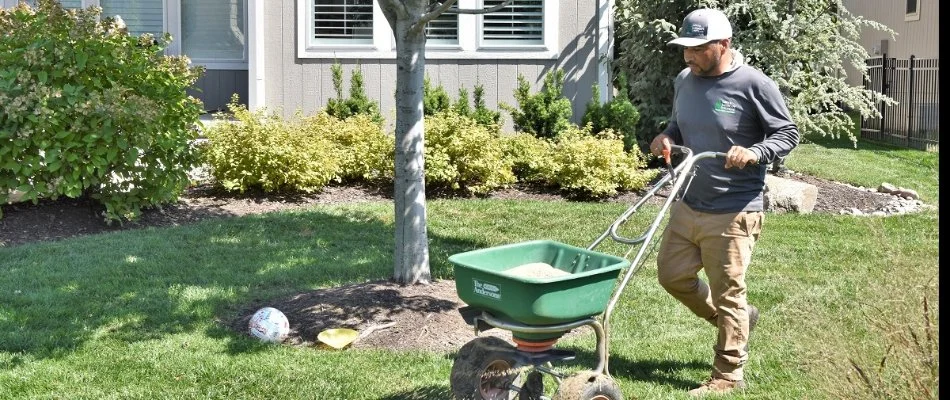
left=0, top=138, right=939, bottom=399
left=785, top=132, right=940, bottom=204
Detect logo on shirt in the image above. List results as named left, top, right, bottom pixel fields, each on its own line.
left=713, top=99, right=738, bottom=114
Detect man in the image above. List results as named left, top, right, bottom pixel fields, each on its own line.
left=650, top=8, right=800, bottom=397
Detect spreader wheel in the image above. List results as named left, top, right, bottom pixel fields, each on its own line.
left=450, top=336, right=522, bottom=400
left=553, top=371, right=623, bottom=400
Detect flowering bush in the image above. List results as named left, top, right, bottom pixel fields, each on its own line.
left=0, top=0, right=205, bottom=221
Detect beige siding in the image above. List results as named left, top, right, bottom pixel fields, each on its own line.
left=264, top=0, right=601, bottom=131
left=843, top=0, right=939, bottom=85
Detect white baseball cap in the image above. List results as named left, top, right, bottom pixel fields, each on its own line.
left=668, top=8, right=733, bottom=47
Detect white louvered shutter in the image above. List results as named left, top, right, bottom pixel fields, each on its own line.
left=313, top=0, right=374, bottom=45
left=426, top=10, right=458, bottom=45
left=482, top=0, right=543, bottom=45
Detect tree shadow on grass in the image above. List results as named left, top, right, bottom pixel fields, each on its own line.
left=0, top=205, right=485, bottom=364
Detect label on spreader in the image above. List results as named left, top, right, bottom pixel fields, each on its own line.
left=473, top=279, right=501, bottom=300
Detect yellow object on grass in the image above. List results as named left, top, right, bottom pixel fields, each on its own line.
left=318, top=328, right=359, bottom=349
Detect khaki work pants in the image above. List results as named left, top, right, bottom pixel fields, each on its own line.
left=656, top=201, right=763, bottom=381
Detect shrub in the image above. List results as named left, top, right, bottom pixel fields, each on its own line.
left=453, top=87, right=472, bottom=117
left=502, top=133, right=555, bottom=184
left=501, top=69, right=574, bottom=139
left=502, top=126, right=654, bottom=198
left=325, top=62, right=383, bottom=125
left=543, top=125, right=653, bottom=198
left=582, top=73, right=641, bottom=151
left=308, top=113, right=394, bottom=183
left=471, top=84, right=503, bottom=133
left=202, top=101, right=341, bottom=193
left=426, top=80, right=502, bottom=133
left=423, top=76, right=452, bottom=116
left=0, top=1, right=205, bottom=222
left=424, top=112, right=515, bottom=195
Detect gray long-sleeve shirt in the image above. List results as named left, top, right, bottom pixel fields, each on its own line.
left=662, top=64, right=800, bottom=213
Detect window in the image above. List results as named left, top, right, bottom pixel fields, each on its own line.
left=905, top=0, right=920, bottom=21
left=313, top=0, right=374, bottom=45
left=481, top=0, right=543, bottom=46
left=426, top=11, right=459, bottom=46
left=6, top=0, right=82, bottom=9
left=181, top=0, right=248, bottom=66
left=298, top=0, right=557, bottom=59
left=98, top=0, right=249, bottom=69
left=100, top=0, right=165, bottom=37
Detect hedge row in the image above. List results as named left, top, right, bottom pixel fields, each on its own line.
left=202, top=102, right=655, bottom=199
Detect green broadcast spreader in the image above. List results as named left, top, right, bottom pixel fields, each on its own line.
left=450, top=240, right=629, bottom=327
left=446, top=146, right=728, bottom=400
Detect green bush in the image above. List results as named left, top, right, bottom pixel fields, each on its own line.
left=453, top=88, right=472, bottom=117
left=470, top=84, right=503, bottom=133
left=423, top=76, right=452, bottom=116
left=308, top=113, right=394, bottom=183
left=424, top=112, right=515, bottom=195
left=502, top=126, right=653, bottom=198
left=582, top=73, right=641, bottom=151
left=325, top=62, right=383, bottom=125
left=501, top=69, right=574, bottom=139
left=425, top=80, right=502, bottom=133
left=502, top=133, right=555, bottom=183
left=544, top=126, right=653, bottom=198
left=202, top=101, right=341, bottom=193
left=0, top=1, right=205, bottom=222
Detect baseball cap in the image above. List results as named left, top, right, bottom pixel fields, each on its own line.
left=668, top=8, right=732, bottom=47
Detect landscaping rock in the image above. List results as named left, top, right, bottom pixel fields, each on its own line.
left=764, top=174, right=818, bottom=214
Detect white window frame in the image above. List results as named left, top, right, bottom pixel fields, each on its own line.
left=297, top=0, right=558, bottom=60
left=905, top=0, right=920, bottom=22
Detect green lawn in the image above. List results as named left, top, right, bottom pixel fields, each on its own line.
left=0, top=137, right=939, bottom=399
left=785, top=133, right=940, bottom=203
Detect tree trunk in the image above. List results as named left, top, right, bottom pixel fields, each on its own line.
left=391, top=20, right=431, bottom=285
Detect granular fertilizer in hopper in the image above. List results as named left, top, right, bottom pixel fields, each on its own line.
left=503, top=262, right=571, bottom=279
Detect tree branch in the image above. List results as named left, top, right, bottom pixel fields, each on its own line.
left=378, top=0, right=409, bottom=25
left=411, top=0, right=518, bottom=34
left=411, top=0, right=458, bottom=34
left=432, top=0, right=516, bottom=16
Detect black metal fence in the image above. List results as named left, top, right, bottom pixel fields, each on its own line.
left=861, top=55, right=939, bottom=151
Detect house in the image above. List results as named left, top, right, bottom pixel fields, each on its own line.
left=8, top=0, right=616, bottom=131
left=841, top=0, right=939, bottom=150
left=3, top=0, right=251, bottom=117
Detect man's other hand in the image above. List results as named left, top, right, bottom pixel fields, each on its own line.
left=651, top=134, right=672, bottom=157
left=724, top=146, right=758, bottom=169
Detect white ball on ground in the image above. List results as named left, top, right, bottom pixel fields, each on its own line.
left=248, top=307, right=290, bottom=343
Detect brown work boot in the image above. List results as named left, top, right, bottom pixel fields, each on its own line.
left=744, top=305, right=760, bottom=352
left=687, top=377, right=746, bottom=397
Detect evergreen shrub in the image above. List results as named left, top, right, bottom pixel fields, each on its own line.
left=325, top=62, right=384, bottom=126
left=501, top=69, right=574, bottom=139
left=582, top=73, right=641, bottom=151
